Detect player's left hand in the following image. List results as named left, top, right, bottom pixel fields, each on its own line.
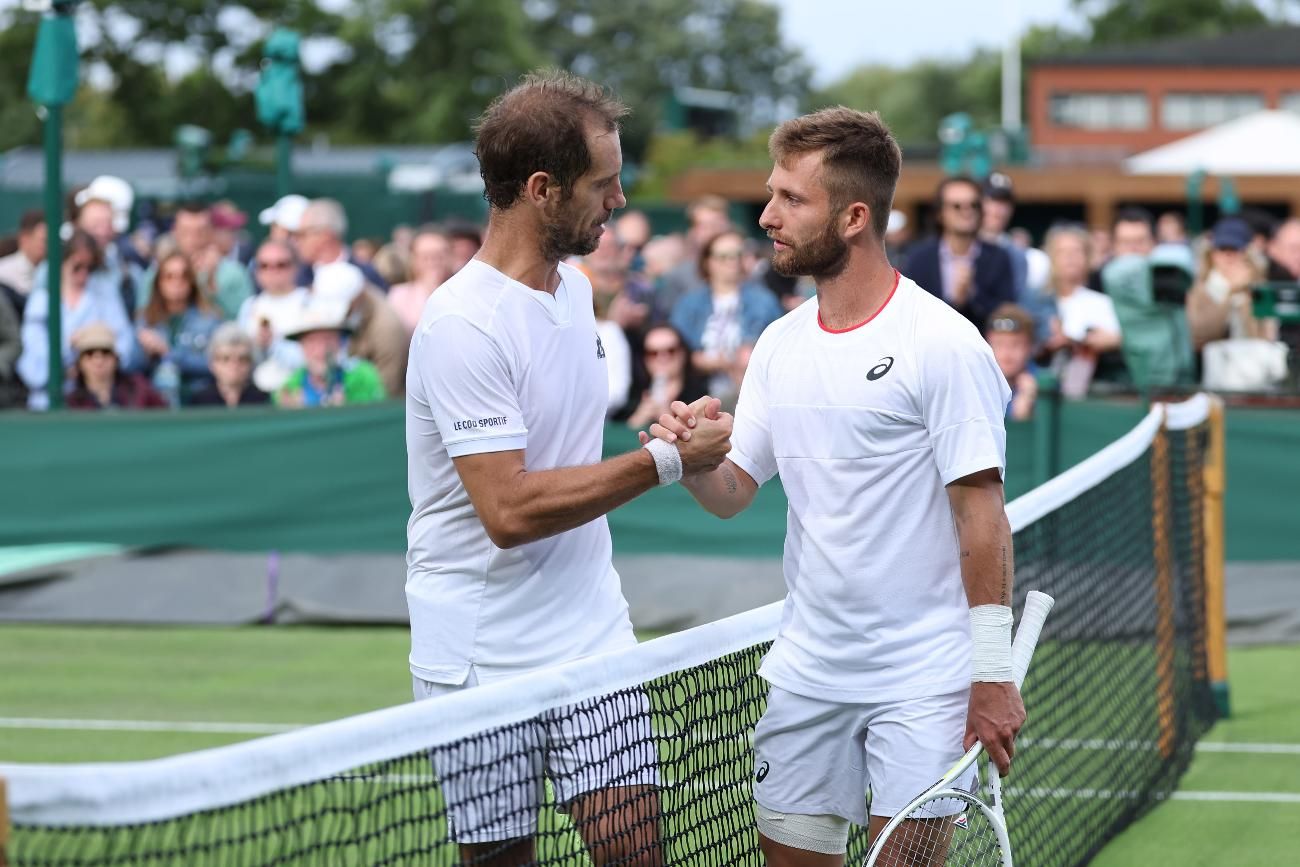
left=966, top=681, right=1026, bottom=777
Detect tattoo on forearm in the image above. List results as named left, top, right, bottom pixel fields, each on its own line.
left=1000, top=544, right=1010, bottom=606
left=721, top=467, right=738, bottom=495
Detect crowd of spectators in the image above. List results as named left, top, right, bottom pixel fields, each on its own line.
left=1, top=173, right=1297, bottom=419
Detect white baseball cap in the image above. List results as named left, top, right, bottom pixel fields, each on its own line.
left=258, top=194, right=310, bottom=232
left=74, top=175, right=134, bottom=234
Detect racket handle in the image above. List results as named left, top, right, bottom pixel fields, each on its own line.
left=1012, top=591, right=1054, bottom=689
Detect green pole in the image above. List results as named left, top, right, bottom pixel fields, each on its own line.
left=44, top=105, right=64, bottom=409
left=276, top=135, right=292, bottom=198
left=27, top=4, right=80, bottom=410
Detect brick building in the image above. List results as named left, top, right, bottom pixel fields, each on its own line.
left=672, top=27, right=1300, bottom=231
left=1031, top=26, right=1300, bottom=165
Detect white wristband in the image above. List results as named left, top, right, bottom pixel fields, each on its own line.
left=643, top=438, right=683, bottom=487
left=969, top=604, right=1014, bottom=682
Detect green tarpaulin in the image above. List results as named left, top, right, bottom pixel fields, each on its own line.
left=0, top=400, right=1294, bottom=559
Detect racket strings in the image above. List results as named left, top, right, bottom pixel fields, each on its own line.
left=871, top=797, right=1003, bottom=867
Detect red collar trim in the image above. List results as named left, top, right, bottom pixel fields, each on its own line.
left=817, top=269, right=901, bottom=334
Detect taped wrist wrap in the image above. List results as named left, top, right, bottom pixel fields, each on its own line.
left=970, top=604, right=1014, bottom=682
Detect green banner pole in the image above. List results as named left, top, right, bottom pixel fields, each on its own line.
left=43, top=104, right=64, bottom=409
left=27, top=5, right=81, bottom=410
left=276, top=135, right=292, bottom=198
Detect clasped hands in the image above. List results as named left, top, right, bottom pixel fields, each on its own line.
left=637, top=395, right=734, bottom=476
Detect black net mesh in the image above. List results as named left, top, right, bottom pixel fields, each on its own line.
left=10, top=421, right=1216, bottom=867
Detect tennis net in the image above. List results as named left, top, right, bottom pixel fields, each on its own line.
left=2, top=396, right=1219, bottom=866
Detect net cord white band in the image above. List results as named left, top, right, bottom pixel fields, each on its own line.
left=0, top=395, right=1206, bottom=827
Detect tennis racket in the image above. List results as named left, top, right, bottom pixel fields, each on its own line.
left=861, top=590, right=1054, bottom=867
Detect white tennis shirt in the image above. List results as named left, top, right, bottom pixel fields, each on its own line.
left=729, top=273, right=1011, bottom=703
left=405, top=259, right=636, bottom=685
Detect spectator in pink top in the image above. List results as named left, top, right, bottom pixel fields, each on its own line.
left=386, top=227, right=454, bottom=334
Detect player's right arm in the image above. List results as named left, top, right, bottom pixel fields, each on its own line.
left=418, top=315, right=731, bottom=550
left=454, top=424, right=729, bottom=549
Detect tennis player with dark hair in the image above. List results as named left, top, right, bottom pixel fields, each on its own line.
left=405, top=70, right=731, bottom=867
left=643, top=107, right=1023, bottom=866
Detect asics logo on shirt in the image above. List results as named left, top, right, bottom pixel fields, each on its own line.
left=596, top=335, right=606, bottom=359
left=866, top=356, right=894, bottom=381
left=755, top=761, right=770, bottom=783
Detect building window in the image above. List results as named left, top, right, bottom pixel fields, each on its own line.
left=1049, top=92, right=1150, bottom=130
left=1161, top=92, right=1264, bottom=130
left=1282, top=92, right=1300, bottom=115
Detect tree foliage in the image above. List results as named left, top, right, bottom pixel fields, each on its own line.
left=527, top=0, right=811, bottom=158
left=0, top=0, right=808, bottom=157
left=1072, top=0, right=1271, bottom=45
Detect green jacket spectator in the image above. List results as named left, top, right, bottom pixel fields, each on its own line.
left=275, top=298, right=386, bottom=408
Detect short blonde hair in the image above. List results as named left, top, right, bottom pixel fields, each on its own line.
left=768, top=107, right=902, bottom=238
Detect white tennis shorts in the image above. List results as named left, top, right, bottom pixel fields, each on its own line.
left=752, top=684, right=974, bottom=826
left=413, top=669, right=659, bottom=844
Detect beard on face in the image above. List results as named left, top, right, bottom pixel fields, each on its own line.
left=771, top=216, right=850, bottom=280
left=541, top=194, right=607, bottom=261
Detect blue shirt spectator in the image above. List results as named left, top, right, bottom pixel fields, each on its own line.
left=136, top=252, right=223, bottom=403
left=18, top=231, right=138, bottom=409
left=670, top=230, right=782, bottom=405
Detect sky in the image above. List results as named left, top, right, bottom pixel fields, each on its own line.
left=771, top=0, right=1082, bottom=86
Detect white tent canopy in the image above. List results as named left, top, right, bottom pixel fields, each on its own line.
left=1124, top=110, right=1300, bottom=176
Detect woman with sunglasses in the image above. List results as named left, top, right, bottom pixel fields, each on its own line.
left=136, top=252, right=222, bottom=405
left=17, top=230, right=139, bottom=409
left=624, top=323, right=708, bottom=429
left=65, top=321, right=167, bottom=410
left=670, top=229, right=782, bottom=407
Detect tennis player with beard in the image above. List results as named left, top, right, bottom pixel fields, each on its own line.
left=405, top=71, right=731, bottom=867
left=643, top=108, right=1023, bottom=866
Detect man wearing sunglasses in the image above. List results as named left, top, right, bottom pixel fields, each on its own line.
left=902, top=176, right=1015, bottom=328
left=237, top=240, right=309, bottom=393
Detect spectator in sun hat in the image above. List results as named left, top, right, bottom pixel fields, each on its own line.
left=188, top=322, right=271, bottom=408
left=65, top=321, right=167, bottom=411
left=984, top=303, right=1040, bottom=421
left=312, top=259, right=408, bottom=397
left=275, top=298, right=385, bottom=408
